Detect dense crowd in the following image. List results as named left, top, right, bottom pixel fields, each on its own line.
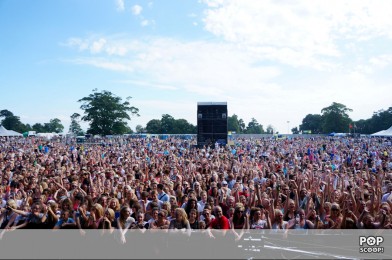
left=1, top=135, right=392, bottom=241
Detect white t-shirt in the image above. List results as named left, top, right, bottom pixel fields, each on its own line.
left=250, top=219, right=268, bottom=229
left=198, top=200, right=207, bottom=211
left=272, top=221, right=288, bottom=230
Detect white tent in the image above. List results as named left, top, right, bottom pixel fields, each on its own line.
left=8, top=129, right=23, bottom=136
left=371, top=126, right=392, bottom=136
left=36, top=132, right=59, bottom=139
left=0, top=126, right=23, bottom=137
left=0, top=126, right=8, bottom=136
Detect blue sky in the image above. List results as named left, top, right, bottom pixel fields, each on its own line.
left=1, top=0, right=392, bottom=134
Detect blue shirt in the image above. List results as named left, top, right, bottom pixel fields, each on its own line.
left=55, top=218, right=75, bottom=228
left=158, top=192, right=169, bottom=202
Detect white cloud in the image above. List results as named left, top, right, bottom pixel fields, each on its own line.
left=114, top=79, right=178, bottom=90
left=90, top=38, right=107, bottom=54
left=369, top=55, right=392, bottom=69
left=141, top=20, right=149, bottom=27
left=70, top=58, right=134, bottom=72
left=201, top=0, right=392, bottom=69
left=65, top=37, right=133, bottom=56
left=64, top=36, right=290, bottom=130
left=63, top=0, right=392, bottom=132
left=65, top=38, right=89, bottom=51
left=115, top=0, right=125, bottom=12
left=132, top=5, right=143, bottom=16
left=64, top=33, right=392, bottom=132
left=65, top=36, right=282, bottom=95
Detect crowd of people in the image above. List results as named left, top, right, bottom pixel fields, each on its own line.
left=0, top=134, right=392, bottom=241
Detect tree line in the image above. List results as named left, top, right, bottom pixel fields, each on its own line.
left=295, top=102, right=392, bottom=135
left=0, top=110, right=64, bottom=134
left=1, top=89, right=391, bottom=135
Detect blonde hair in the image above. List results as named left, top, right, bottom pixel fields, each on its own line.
left=92, top=203, right=104, bottom=218
left=175, top=208, right=188, bottom=223
left=324, top=202, right=332, bottom=210
left=105, top=208, right=115, bottom=222
left=108, top=198, right=121, bottom=211
left=162, top=201, right=171, bottom=212
left=48, top=201, right=58, bottom=210
left=235, top=203, right=245, bottom=211
left=6, top=199, right=17, bottom=209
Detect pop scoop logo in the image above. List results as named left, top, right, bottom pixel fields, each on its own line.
left=359, top=236, right=384, bottom=254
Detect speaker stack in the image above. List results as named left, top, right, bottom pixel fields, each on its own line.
left=197, top=102, right=228, bottom=147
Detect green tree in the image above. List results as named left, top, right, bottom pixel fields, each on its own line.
left=238, top=118, right=246, bottom=133
left=78, top=89, right=139, bottom=135
left=0, top=110, right=13, bottom=118
left=161, top=114, right=175, bottom=134
left=24, top=124, right=32, bottom=132
left=266, top=125, right=275, bottom=134
left=145, top=116, right=196, bottom=134
left=69, top=113, right=84, bottom=135
left=291, top=127, right=300, bottom=134
left=112, top=121, right=132, bottom=134
left=32, top=123, right=45, bottom=133
left=299, top=114, right=323, bottom=134
left=353, top=119, right=366, bottom=134
left=43, top=118, right=64, bottom=133
left=352, top=107, right=392, bottom=134
left=368, top=108, right=392, bottom=133
left=135, top=125, right=145, bottom=133
left=0, top=109, right=29, bottom=133
left=321, top=102, right=352, bottom=133
left=228, top=114, right=242, bottom=133
left=145, top=119, right=162, bottom=133
left=173, top=119, right=197, bottom=134
left=245, top=118, right=265, bottom=134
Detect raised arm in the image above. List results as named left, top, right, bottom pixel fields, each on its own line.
left=9, top=208, right=29, bottom=217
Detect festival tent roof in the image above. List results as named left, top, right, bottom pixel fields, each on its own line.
left=371, top=126, right=392, bottom=136
left=8, top=129, right=23, bottom=136
left=0, top=126, right=8, bottom=136
left=0, top=125, right=23, bottom=136
left=36, top=132, right=59, bottom=139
